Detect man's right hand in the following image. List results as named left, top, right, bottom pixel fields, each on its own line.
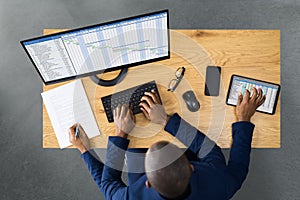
left=139, top=90, right=170, bottom=125
left=113, top=104, right=135, bottom=138
left=236, top=87, right=266, bottom=122
left=69, top=123, right=90, bottom=154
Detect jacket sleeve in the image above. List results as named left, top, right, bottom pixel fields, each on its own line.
left=164, top=113, right=225, bottom=165
left=81, top=150, right=104, bottom=191
left=100, top=136, right=129, bottom=200
left=226, top=121, right=255, bottom=199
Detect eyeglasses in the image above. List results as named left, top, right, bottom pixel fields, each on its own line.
left=168, top=67, right=185, bottom=92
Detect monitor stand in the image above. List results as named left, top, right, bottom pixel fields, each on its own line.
left=89, top=68, right=128, bottom=87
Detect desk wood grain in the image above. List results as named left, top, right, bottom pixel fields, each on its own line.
left=42, top=29, right=280, bottom=148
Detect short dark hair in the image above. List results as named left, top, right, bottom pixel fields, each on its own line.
left=145, top=141, right=192, bottom=199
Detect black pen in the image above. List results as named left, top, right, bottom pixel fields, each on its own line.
left=75, top=124, right=80, bottom=140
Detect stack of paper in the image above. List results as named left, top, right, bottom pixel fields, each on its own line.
left=41, top=80, right=100, bottom=149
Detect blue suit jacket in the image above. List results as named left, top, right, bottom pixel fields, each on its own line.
left=81, top=113, right=255, bottom=200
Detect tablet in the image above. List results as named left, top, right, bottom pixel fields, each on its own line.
left=226, top=75, right=280, bottom=115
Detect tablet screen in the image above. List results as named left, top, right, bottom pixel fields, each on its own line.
left=226, top=75, right=280, bottom=114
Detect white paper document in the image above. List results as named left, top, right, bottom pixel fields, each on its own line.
left=41, top=80, right=100, bottom=149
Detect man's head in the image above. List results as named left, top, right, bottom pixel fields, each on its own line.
left=145, top=141, right=193, bottom=199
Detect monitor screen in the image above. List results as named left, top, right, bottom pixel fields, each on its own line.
left=21, top=10, right=170, bottom=84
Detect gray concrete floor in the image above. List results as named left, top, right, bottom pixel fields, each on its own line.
left=1, top=0, right=300, bottom=199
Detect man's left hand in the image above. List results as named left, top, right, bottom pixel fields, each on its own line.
left=139, top=90, right=169, bottom=126
left=113, top=104, right=135, bottom=138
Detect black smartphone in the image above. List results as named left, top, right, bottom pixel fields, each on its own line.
left=204, top=66, right=221, bottom=96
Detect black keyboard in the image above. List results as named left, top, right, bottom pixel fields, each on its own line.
left=101, top=80, right=162, bottom=123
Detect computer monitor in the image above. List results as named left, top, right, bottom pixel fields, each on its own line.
left=21, top=10, right=170, bottom=85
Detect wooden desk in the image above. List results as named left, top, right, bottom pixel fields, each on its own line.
left=43, top=29, right=280, bottom=148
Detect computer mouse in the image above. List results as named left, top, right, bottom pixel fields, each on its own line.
left=182, top=90, right=200, bottom=112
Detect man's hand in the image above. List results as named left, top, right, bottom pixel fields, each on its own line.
left=236, top=87, right=266, bottom=122
left=113, top=104, right=135, bottom=138
left=139, top=90, right=170, bottom=125
left=68, top=124, right=90, bottom=154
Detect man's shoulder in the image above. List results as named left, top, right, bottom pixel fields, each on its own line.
left=189, top=162, right=227, bottom=198
left=127, top=175, right=162, bottom=199
left=191, top=161, right=227, bottom=176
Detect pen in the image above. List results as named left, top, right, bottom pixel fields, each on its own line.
left=75, top=124, right=80, bottom=140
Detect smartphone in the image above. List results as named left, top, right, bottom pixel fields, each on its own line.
left=204, top=66, right=221, bottom=96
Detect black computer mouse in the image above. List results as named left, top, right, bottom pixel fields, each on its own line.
left=182, top=90, right=200, bottom=112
